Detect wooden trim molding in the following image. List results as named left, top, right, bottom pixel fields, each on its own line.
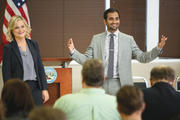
left=42, top=57, right=72, bottom=62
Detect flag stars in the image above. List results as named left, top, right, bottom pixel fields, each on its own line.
left=17, top=2, right=21, bottom=6
left=22, top=0, right=25, bottom=2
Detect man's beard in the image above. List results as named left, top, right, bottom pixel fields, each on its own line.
left=109, top=26, right=118, bottom=31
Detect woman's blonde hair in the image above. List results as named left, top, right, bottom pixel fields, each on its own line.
left=6, top=15, right=31, bottom=42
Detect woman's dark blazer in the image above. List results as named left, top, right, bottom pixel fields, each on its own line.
left=2, top=39, right=48, bottom=90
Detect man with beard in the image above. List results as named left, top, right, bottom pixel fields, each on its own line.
left=67, top=8, right=167, bottom=95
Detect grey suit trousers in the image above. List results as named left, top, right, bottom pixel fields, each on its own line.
left=103, top=78, right=121, bottom=95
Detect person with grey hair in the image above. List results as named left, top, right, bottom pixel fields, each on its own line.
left=142, top=65, right=180, bottom=120
left=54, top=59, right=121, bottom=120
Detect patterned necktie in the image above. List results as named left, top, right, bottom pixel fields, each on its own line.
left=107, top=34, right=115, bottom=78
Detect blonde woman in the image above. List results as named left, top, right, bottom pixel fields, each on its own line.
left=2, top=15, right=49, bottom=105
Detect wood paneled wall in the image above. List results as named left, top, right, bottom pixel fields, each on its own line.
left=111, top=0, right=146, bottom=51
left=159, top=0, right=180, bottom=58
left=27, top=0, right=105, bottom=58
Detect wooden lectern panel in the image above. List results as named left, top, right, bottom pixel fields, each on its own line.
left=45, top=83, right=60, bottom=105
left=44, top=68, right=72, bottom=105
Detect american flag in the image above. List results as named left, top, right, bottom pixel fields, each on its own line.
left=0, top=0, right=31, bottom=63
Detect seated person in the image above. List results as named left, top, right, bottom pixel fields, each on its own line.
left=53, top=59, right=121, bottom=120
left=28, top=106, right=67, bottom=120
left=142, top=65, right=180, bottom=120
left=1, top=79, right=34, bottom=120
left=116, top=85, right=145, bottom=120
left=0, top=101, right=5, bottom=120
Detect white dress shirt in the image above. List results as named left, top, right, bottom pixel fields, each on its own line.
left=104, top=30, right=119, bottom=78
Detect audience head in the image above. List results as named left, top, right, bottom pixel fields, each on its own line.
left=116, top=85, right=145, bottom=116
left=28, top=106, right=67, bottom=120
left=1, top=79, right=34, bottom=117
left=0, top=101, right=4, bottom=120
left=6, top=15, right=31, bottom=42
left=103, top=8, right=120, bottom=20
left=150, top=65, right=175, bottom=86
left=81, top=59, right=104, bottom=87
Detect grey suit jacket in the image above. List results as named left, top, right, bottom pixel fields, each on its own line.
left=71, top=31, right=161, bottom=86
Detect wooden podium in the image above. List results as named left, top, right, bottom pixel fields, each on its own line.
left=42, top=58, right=72, bottom=105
